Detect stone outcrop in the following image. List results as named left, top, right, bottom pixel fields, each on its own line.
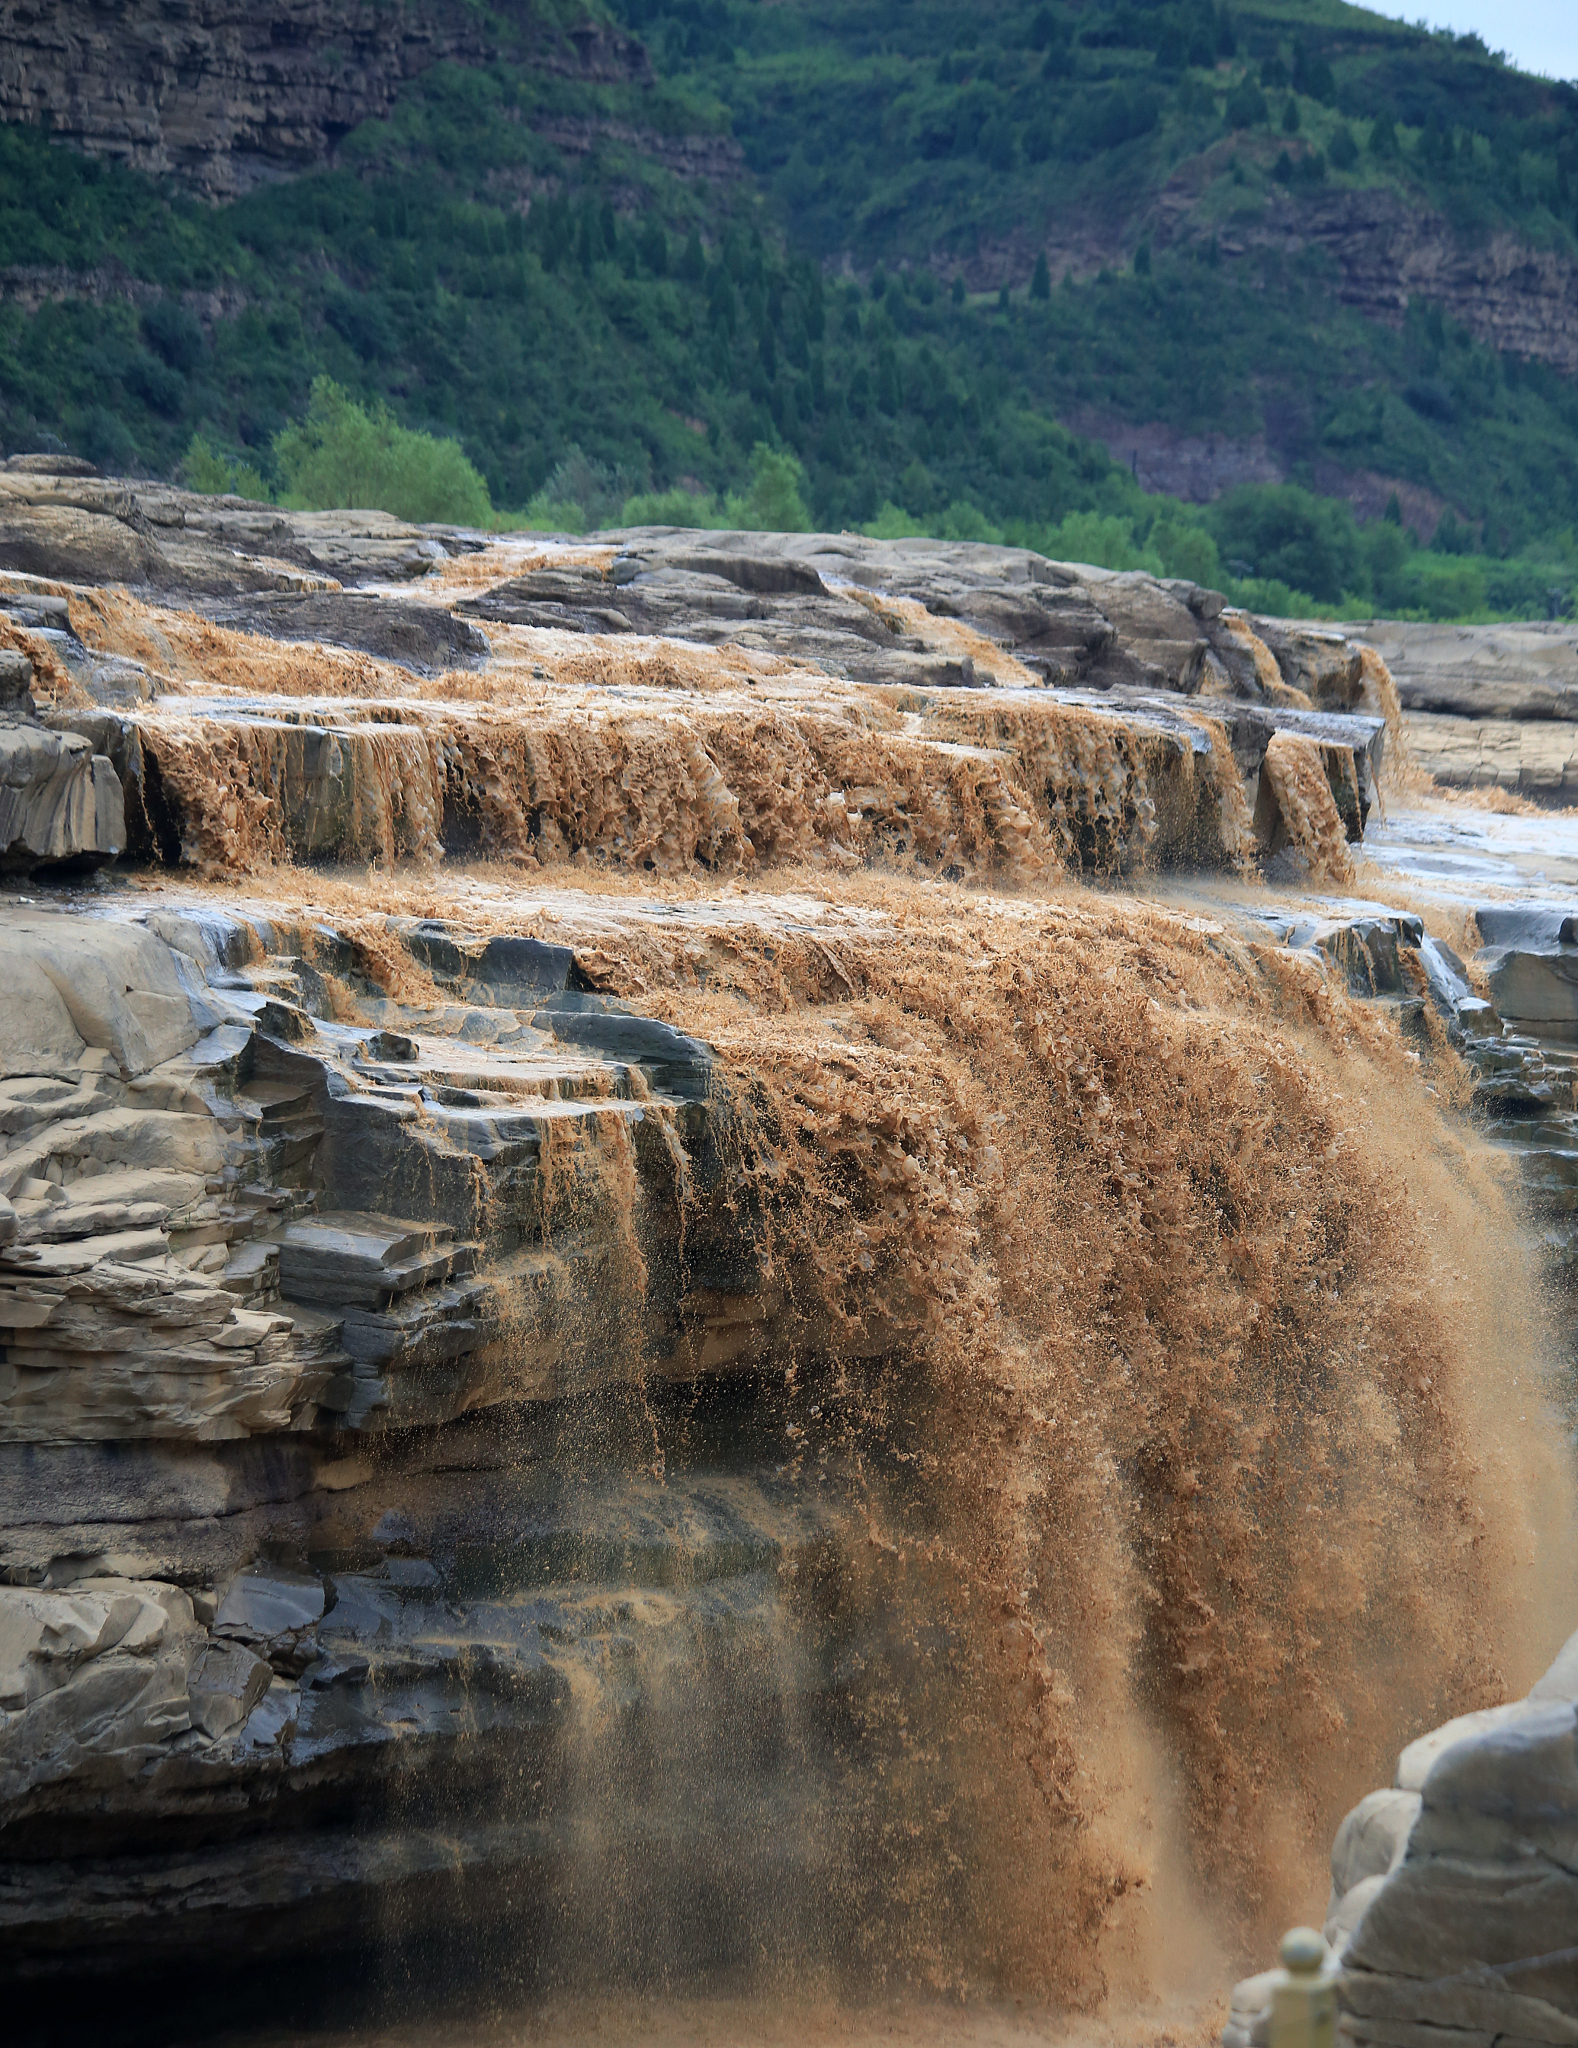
left=0, top=467, right=1396, bottom=892
left=1174, top=184, right=1578, bottom=379
left=1, top=883, right=1552, bottom=1984
left=0, top=608, right=124, bottom=875
left=1348, top=618, right=1578, bottom=806
left=1217, top=899, right=1578, bottom=2045
left=0, top=1, right=650, bottom=199
left=6, top=473, right=1574, bottom=2024
left=0, top=899, right=861, bottom=1973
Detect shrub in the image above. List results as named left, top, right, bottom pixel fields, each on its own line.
left=863, top=500, right=930, bottom=538
left=181, top=433, right=269, bottom=502
left=1042, top=510, right=1162, bottom=573
left=724, top=443, right=812, bottom=531
left=1151, top=517, right=1223, bottom=588
left=938, top=500, right=1004, bottom=543
left=273, top=378, right=492, bottom=525
left=619, top=486, right=720, bottom=528
left=1207, top=484, right=1362, bottom=605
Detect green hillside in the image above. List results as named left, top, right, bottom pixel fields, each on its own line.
left=1, top=0, right=1576, bottom=618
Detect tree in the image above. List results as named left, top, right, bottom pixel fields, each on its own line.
left=272, top=378, right=492, bottom=526
left=726, top=444, right=811, bottom=531
left=1031, top=250, right=1051, bottom=300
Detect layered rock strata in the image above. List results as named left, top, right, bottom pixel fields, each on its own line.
left=0, top=899, right=864, bottom=1974
left=1353, top=616, right=1578, bottom=807
left=0, top=626, right=123, bottom=875
left=0, top=467, right=1395, bottom=889
left=0, top=882, right=1564, bottom=1983
left=0, top=2, right=649, bottom=199
left=6, top=475, right=1572, bottom=2026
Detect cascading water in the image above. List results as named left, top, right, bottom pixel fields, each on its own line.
left=5, top=517, right=1575, bottom=2048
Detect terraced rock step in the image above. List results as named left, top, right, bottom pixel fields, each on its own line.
left=1, top=475, right=1396, bottom=884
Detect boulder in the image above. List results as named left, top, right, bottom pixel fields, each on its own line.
left=0, top=723, right=124, bottom=874
left=214, top=1565, right=325, bottom=1642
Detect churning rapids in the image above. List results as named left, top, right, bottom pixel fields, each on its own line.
left=0, top=484, right=1574, bottom=2048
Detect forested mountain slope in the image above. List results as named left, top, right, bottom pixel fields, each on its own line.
left=0, top=0, right=1575, bottom=616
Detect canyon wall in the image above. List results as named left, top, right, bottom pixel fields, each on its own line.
left=0, top=0, right=647, bottom=198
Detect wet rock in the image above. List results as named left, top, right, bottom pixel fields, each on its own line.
left=0, top=724, right=124, bottom=875
left=204, top=592, right=492, bottom=673
left=214, top=1565, right=325, bottom=1641
left=1475, top=911, right=1578, bottom=1033
left=186, top=1638, right=271, bottom=1737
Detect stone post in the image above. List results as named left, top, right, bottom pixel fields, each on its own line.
left=1270, top=1928, right=1336, bottom=2048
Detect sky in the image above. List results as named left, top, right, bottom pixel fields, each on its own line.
left=1369, top=0, right=1578, bottom=80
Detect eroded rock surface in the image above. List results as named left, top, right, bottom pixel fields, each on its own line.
left=0, top=2, right=650, bottom=199
left=3, top=475, right=1571, bottom=2025
left=0, top=469, right=1395, bottom=891
left=0, top=621, right=123, bottom=875
left=1351, top=616, right=1578, bottom=806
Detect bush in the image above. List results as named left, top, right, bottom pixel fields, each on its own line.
left=938, top=500, right=1004, bottom=543
left=1041, top=510, right=1162, bottom=573
left=723, top=443, right=812, bottom=531
left=619, top=486, right=720, bottom=528
left=862, top=500, right=930, bottom=539
left=181, top=433, right=269, bottom=503
left=1206, top=484, right=1361, bottom=604
left=527, top=447, right=643, bottom=531
left=1151, top=517, right=1223, bottom=588
left=272, top=377, right=492, bottom=525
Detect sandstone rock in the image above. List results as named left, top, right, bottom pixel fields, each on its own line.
left=1330, top=1789, right=1421, bottom=1902
left=0, top=0, right=652, bottom=199
left=0, top=918, right=199, bottom=1075
left=1395, top=1701, right=1536, bottom=1791
left=1222, top=1967, right=1279, bottom=2048
left=0, top=1578, right=201, bottom=1803
left=1529, top=1626, right=1578, bottom=1703
left=1313, top=1626, right=1578, bottom=2048
left=1478, top=937, right=1578, bottom=1034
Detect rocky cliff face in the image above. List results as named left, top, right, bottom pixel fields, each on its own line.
left=1211, top=183, right=1578, bottom=378
left=0, top=0, right=648, bottom=198
left=1350, top=617, right=1578, bottom=805
left=0, top=476, right=1572, bottom=2032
